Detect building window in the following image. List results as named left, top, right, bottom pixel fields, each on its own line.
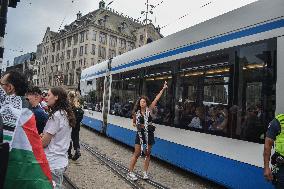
left=67, top=50, right=71, bottom=59
left=79, top=46, right=84, bottom=56
left=72, top=61, right=76, bottom=69
left=85, top=44, right=88, bottom=54
left=67, top=37, right=72, bottom=47
left=56, top=41, right=60, bottom=51
left=127, top=41, right=135, bottom=51
left=91, top=58, right=95, bottom=65
left=92, top=30, right=97, bottom=41
left=79, top=59, right=82, bottom=66
left=80, top=31, right=85, bottom=43
left=99, top=32, right=107, bottom=45
left=140, top=35, right=144, bottom=42
left=74, top=34, right=78, bottom=45
left=119, top=38, right=126, bottom=49
left=61, top=52, right=65, bottom=60
left=73, top=48, right=77, bottom=58
left=109, top=49, right=116, bottom=58
left=52, top=43, right=56, bottom=52
left=86, top=30, right=89, bottom=40
left=91, top=44, right=96, bottom=55
left=98, top=45, right=106, bottom=59
left=62, top=39, right=66, bottom=49
left=84, top=58, right=86, bottom=66
left=66, top=62, right=70, bottom=70
left=56, top=53, right=60, bottom=62
left=110, top=35, right=117, bottom=47
left=51, top=55, right=54, bottom=63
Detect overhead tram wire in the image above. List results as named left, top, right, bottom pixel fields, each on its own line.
left=160, top=1, right=212, bottom=29
left=58, top=0, right=78, bottom=31
left=137, top=0, right=165, bottom=22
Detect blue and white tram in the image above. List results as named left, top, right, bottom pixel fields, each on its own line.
left=80, top=0, right=284, bottom=188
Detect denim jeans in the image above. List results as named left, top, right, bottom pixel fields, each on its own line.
left=51, top=167, right=66, bottom=189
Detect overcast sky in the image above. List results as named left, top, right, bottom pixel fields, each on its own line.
left=3, top=0, right=258, bottom=67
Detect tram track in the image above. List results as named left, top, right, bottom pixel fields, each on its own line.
left=63, top=174, right=79, bottom=189
left=81, top=142, right=170, bottom=189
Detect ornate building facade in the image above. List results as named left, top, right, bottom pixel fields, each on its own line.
left=37, top=1, right=162, bottom=90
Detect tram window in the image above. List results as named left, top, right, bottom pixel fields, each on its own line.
left=84, top=77, right=104, bottom=112
left=144, top=64, right=173, bottom=126
left=91, top=77, right=104, bottom=112
left=175, top=51, right=231, bottom=135
left=110, top=71, right=140, bottom=118
left=235, top=39, right=276, bottom=143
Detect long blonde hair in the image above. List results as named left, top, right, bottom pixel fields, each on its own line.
left=68, top=91, right=81, bottom=108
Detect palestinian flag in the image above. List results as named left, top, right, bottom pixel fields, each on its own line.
left=0, top=87, right=53, bottom=189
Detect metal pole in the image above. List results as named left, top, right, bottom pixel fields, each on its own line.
left=0, top=0, right=9, bottom=76
left=144, top=0, right=149, bottom=45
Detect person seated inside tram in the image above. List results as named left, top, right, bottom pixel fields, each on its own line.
left=112, top=97, right=122, bottom=115
left=240, top=106, right=263, bottom=143
left=151, top=104, right=160, bottom=122
left=181, top=102, right=196, bottom=127
left=121, top=101, right=134, bottom=118
left=188, top=106, right=205, bottom=130
left=209, top=105, right=228, bottom=135
left=162, top=107, right=172, bottom=125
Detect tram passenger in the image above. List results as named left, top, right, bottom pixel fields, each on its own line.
left=68, top=91, right=84, bottom=160
left=188, top=106, right=205, bottom=130
left=214, top=106, right=228, bottom=135
left=127, top=81, right=168, bottom=181
left=241, top=106, right=263, bottom=142
left=264, top=114, right=284, bottom=189
left=41, top=87, right=76, bottom=189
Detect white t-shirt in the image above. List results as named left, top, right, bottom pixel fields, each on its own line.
left=44, top=110, right=71, bottom=170
left=188, top=117, right=202, bottom=129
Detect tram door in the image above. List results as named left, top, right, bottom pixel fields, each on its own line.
left=102, top=59, right=112, bottom=134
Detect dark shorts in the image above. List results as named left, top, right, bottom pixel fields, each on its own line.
left=135, top=131, right=155, bottom=145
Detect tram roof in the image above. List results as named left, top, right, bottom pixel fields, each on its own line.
left=82, top=0, right=284, bottom=80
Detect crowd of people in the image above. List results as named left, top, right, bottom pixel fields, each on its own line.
left=107, top=97, right=265, bottom=142
left=0, top=70, right=84, bottom=189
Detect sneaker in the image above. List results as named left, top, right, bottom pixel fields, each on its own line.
left=143, top=172, right=149, bottom=180
left=127, top=172, right=138, bottom=181
left=68, top=154, right=73, bottom=159
left=72, top=152, right=81, bottom=161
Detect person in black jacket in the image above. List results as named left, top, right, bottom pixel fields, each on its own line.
left=68, top=91, right=84, bottom=160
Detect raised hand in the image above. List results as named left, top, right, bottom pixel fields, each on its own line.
left=163, top=81, right=168, bottom=90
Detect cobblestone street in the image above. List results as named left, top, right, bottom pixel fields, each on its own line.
left=65, top=127, right=223, bottom=189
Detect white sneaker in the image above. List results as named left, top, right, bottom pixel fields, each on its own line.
left=127, top=172, right=138, bottom=181
left=143, top=172, right=149, bottom=180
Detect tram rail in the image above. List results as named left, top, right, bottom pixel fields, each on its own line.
left=63, top=174, right=79, bottom=189
left=81, top=142, right=170, bottom=189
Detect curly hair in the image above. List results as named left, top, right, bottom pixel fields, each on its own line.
left=68, top=90, right=81, bottom=108
left=132, top=95, right=151, bottom=116
left=49, top=87, right=76, bottom=128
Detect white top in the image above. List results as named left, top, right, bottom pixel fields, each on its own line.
left=44, top=110, right=71, bottom=170
left=188, top=117, right=202, bottom=129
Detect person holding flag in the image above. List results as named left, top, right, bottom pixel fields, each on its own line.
left=1, top=71, right=53, bottom=189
